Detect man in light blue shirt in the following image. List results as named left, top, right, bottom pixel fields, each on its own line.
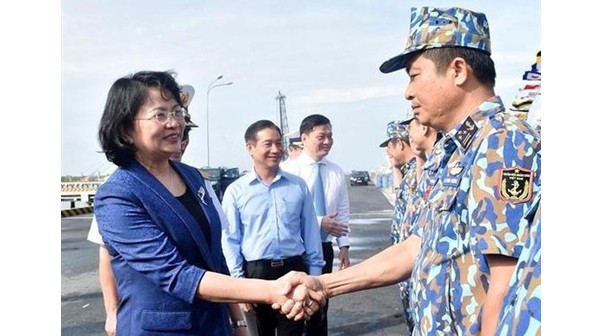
left=221, top=119, right=324, bottom=336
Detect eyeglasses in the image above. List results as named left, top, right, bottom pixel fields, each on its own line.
left=135, top=108, right=186, bottom=125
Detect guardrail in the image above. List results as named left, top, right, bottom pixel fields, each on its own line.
left=61, top=206, right=94, bottom=218
left=61, top=181, right=103, bottom=208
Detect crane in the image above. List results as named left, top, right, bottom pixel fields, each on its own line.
left=276, top=91, right=290, bottom=160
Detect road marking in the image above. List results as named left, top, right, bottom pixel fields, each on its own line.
left=349, top=218, right=391, bottom=225
left=350, top=210, right=393, bottom=216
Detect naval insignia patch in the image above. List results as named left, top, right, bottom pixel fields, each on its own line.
left=499, top=167, right=533, bottom=202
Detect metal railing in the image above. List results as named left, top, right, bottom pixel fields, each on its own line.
left=61, top=182, right=103, bottom=208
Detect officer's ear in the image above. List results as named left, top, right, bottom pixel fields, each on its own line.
left=451, top=57, right=469, bottom=86
left=398, top=139, right=405, bottom=150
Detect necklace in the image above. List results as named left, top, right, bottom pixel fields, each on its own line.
left=167, top=166, right=175, bottom=192
left=136, top=157, right=175, bottom=192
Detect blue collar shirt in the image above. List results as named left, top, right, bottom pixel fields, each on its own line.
left=221, top=168, right=324, bottom=277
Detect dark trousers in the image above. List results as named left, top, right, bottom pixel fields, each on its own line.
left=245, top=256, right=307, bottom=336
left=305, top=242, right=333, bottom=336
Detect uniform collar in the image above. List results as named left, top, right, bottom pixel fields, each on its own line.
left=445, top=96, right=505, bottom=153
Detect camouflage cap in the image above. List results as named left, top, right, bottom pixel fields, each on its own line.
left=380, top=6, right=491, bottom=73
left=379, top=121, right=410, bottom=147
left=180, top=84, right=198, bottom=128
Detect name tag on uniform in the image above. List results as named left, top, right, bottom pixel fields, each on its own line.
left=443, top=162, right=464, bottom=187
left=442, top=176, right=461, bottom=187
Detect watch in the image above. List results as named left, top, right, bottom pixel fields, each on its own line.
left=231, top=320, right=248, bottom=328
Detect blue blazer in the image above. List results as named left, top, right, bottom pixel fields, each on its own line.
left=95, top=160, right=232, bottom=335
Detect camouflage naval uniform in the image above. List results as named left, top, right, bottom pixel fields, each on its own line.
left=396, top=138, right=448, bottom=334
left=409, top=96, right=541, bottom=335
left=390, top=157, right=417, bottom=331
left=496, top=190, right=541, bottom=336
left=391, top=158, right=417, bottom=245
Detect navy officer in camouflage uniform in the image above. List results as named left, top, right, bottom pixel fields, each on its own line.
left=277, top=6, right=541, bottom=336
left=379, top=121, right=416, bottom=246
left=379, top=120, right=416, bottom=330
left=397, top=112, right=444, bottom=333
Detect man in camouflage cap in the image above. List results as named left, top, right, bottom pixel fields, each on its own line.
left=379, top=120, right=415, bottom=246
left=379, top=120, right=417, bottom=331
left=383, top=8, right=540, bottom=334
left=280, top=6, right=541, bottom=336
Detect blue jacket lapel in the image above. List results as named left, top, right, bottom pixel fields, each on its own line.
left=173, top=161, right=225, bottom=268
left=127, top=160, right=219, bottom=272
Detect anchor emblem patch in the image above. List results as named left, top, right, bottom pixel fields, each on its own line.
left=499, top=167, right=533, bottom=202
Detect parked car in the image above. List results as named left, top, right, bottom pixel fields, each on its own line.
left=220, top=167, right=240, bottom=196
left=198, top=166, right=241, bottom=201
left=199, top=167, right=223, bottom=200
left=350, top=170, right=370, bottom=186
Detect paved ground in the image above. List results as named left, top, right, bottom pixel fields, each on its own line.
left=61, top=181, right=409, bottom=335
left=326, top=182, right=409, bottom=336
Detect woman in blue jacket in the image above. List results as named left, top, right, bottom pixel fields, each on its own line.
left=94, top=70, right=320, bottom=335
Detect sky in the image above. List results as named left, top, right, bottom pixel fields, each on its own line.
left=61, top=0, right=541, bottom=176
left=9, top=1, right=597, bottom=334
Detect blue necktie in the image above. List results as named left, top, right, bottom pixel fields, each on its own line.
left=312, top=162, right=328, bottom=241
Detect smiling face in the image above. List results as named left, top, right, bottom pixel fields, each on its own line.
left=247, top=126, right=283, bottom=170
left=302, top=124, right=333, bottom=161
left=128, top=87, right=185, bottom=165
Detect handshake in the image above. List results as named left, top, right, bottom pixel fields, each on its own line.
left=268, top=271, right=327, bottom=321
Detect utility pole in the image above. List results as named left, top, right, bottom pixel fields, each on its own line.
left=206, top=75, right=233, bottom=167
left=276, top=91, right=289, bottom=160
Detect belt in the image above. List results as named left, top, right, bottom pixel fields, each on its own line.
left=247, top=255, right=303, bottom=268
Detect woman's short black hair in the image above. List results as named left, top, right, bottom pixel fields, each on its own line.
left=98, top=70, right=183, bottom=167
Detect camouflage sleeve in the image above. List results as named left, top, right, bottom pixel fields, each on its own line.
left=408, top=162, right=436, bottom=239
left=467, top=127, right=541, bottom=258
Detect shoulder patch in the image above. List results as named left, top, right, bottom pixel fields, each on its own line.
left=499, top=167, right=534, bottom=202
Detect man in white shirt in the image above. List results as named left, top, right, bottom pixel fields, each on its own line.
left=280, top=114, right=350, bottom=336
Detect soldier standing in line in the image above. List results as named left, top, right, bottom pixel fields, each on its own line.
left=278, top=7, right=541, bottom=335
left=396, top=111, right=443, bottom=333
left=378, top=120, right=416, bottom=328
left=379, top=121, right=416, bottom=246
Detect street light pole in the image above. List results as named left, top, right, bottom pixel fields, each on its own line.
left=206, top=75, right=233, bottom=167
